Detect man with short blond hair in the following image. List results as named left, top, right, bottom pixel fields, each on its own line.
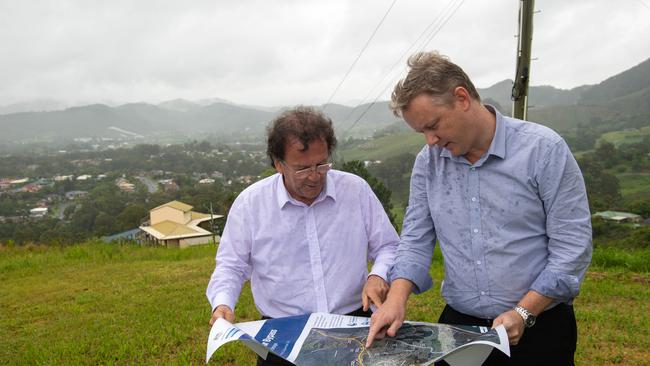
left=367, top=52, right=592, bottom=366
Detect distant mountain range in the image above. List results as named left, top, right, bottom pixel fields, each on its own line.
left=1, top=58, right=648, bottom=143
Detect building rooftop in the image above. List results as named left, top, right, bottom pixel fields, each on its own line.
left=593, top=211, right=642, bottom=219
left=151, top=200, right=193, bottom=212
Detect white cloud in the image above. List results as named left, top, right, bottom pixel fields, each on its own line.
left=0, top=0, right=648, bottom=107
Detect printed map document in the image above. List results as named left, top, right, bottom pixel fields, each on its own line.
left=206, top=312, right=509, bottom=365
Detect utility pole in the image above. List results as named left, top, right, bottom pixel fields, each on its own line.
left=512, top=0, right=535, bottom=120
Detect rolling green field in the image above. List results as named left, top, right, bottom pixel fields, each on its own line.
left=1, top=242, right=649, bottom=365
left=618, top=173, right=650, bottom=204
left=339, top=132, right=425, bottom=161
left=600, top=126, right=650, bottom=147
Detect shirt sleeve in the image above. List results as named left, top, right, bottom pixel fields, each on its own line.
left=529, top=139, right=593, bottom=302
left=205, top=194, right=253, bottom=312
left=389, top=148, right=437, bottom=294
left=362, top=181, right=399, bottom=281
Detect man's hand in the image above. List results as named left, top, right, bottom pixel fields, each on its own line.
left=209, top=304, right=235, bottom=325
left=493, top=291, right=553, bottom=345
left=492, top=310, right=525, bottom=345
left=362, top=275, right=389, bottom=312
left=365, top=279, right=413, bottom=348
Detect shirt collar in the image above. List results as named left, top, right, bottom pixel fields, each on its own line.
left=275, top=172, right=337, bottom=209
left=485, top=105, right=506, bottom=160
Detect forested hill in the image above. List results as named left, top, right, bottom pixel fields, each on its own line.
left=0, top=58, right=648, bottom=144
left=580, top=58, right=650, bottom=104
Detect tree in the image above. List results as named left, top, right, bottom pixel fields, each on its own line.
left=577, top=156, right=621, bottom=212
left=94, top=212, right=116, bottom=235
left=627, top=199, right=650, bottom=218
left=70, top=204, right=99, bottom=233
left=63, top=204, right=77, bottom=220
left=564, top=123, right=599, bottom=152
left=594, top=141, right=619, bottom=168
left=117, top=204, right=148, bottom=230
left=339, top=160, right=398, bottom=230
left=13, top=225, right=35, bottom=244
left=370, top=153, right=416, bottom=205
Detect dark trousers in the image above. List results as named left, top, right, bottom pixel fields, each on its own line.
left=435, top=303, right=577, bottom=366
left=256, top=307, right=372, bottom=366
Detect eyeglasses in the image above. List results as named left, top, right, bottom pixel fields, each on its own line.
left=281, top=161, right=333, bottom=178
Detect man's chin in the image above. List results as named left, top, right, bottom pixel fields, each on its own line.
left=302, top=186, right=323, bottom=197
left=444, top=144, right=462, bottom=156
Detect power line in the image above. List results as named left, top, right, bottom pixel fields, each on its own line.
left=420, top=0, right=465, bottom=50
left=323, top=0, right=399, bottom=109
left=338, top=0, right=463, bottom=127
left=636, top=0, right=650, bottom=10
left=338, top=0, right=466, bottom=140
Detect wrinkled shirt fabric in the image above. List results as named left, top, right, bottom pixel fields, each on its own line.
left=207, top=170, right=399, bottom=318
left=390, top=106, right=592, bottom=319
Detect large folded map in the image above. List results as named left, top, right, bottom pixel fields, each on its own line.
left=206, top=312, right=509, bottom=365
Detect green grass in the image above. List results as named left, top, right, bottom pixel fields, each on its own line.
left=0, top=241, right=258, bottom=365
left=1, top=242, right=649, bottom=365
left=600, top=126, right=650, bottom=147
left=339, top=132, right=425, bottom=161
left=591, top=246, right=650, bottom=271
left=618, top=173, right=650, bottom=204
left=390, top=205, right=406, bottom=233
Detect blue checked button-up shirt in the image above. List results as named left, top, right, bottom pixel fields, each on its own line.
left=390, top=106, right=592, bottom=319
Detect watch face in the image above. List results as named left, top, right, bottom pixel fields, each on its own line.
left=515, top=306, right=536, bottom=328
left=525, top=315, right=536, bottom=327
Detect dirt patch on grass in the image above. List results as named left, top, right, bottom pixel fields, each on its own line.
left=631, top=275, right=650, bottom=285
left=587, top=271, right=608, bottom=280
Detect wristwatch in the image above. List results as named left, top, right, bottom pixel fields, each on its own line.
left=513, top=305, right=536, bottom=328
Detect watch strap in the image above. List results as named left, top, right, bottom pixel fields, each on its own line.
left=513, top=305, right=536, bottom=328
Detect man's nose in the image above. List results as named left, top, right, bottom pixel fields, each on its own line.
left=306, top=167, right=321, bottom=180
left=424, top=132, right=439, bottom=146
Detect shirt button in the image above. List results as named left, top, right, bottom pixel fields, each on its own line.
left=476, top=260, right=481, bottom=265
left=473, top=228, right=479, bottom=233
left=471, top=197, right=477, bottom=202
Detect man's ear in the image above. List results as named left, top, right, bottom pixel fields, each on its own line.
left=273, top=159, right=284, bottom=174
left=453, top=86, right=471, bottom=110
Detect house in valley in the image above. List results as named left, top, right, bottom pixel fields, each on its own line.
left=139, top=200, right=223, bottom=248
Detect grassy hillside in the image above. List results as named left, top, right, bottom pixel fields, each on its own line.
left=1, top=242, right=649, bottom=365
left=0, top=242, right=257, bottom=365
left=339, top=112, right=648, bottom=163
left=618, top=173, right=650, bottom=205
left=339, top=132, right=425, bottom=162
left=526, top=104, right=613, bottom=133
left=600, top=126, right=650, bottom=147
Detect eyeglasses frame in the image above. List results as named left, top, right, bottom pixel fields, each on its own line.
left=279, top=160, right=333, bottom=178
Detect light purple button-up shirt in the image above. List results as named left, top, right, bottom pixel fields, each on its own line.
left=206, top=170, right=399, bottom=318
left=391, top=106, right=592, bottom=319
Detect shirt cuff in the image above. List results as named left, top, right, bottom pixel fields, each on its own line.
left=389, top=262, right=433, bottom=294
left=530, top=269, right=581, bottom=302
left=211, top=292, right=237, bottom=313
left=369, top=262, right=392, bottom=281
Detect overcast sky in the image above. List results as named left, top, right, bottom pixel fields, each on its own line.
left=1, top=0, right=649, bottom=107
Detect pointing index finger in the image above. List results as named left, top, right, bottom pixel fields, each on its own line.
left=366, top=319, right=386, bottom=348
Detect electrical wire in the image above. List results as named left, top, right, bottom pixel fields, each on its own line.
left=338, top=0, right=466, bottom=139
left=337, top=0, right=463, bottom=128
left=636, top=0, right=650, bottom=10
left=323, top=0, right=399, bottom=109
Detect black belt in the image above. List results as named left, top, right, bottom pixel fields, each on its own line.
left=442, top=303, right=570, bottom=327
